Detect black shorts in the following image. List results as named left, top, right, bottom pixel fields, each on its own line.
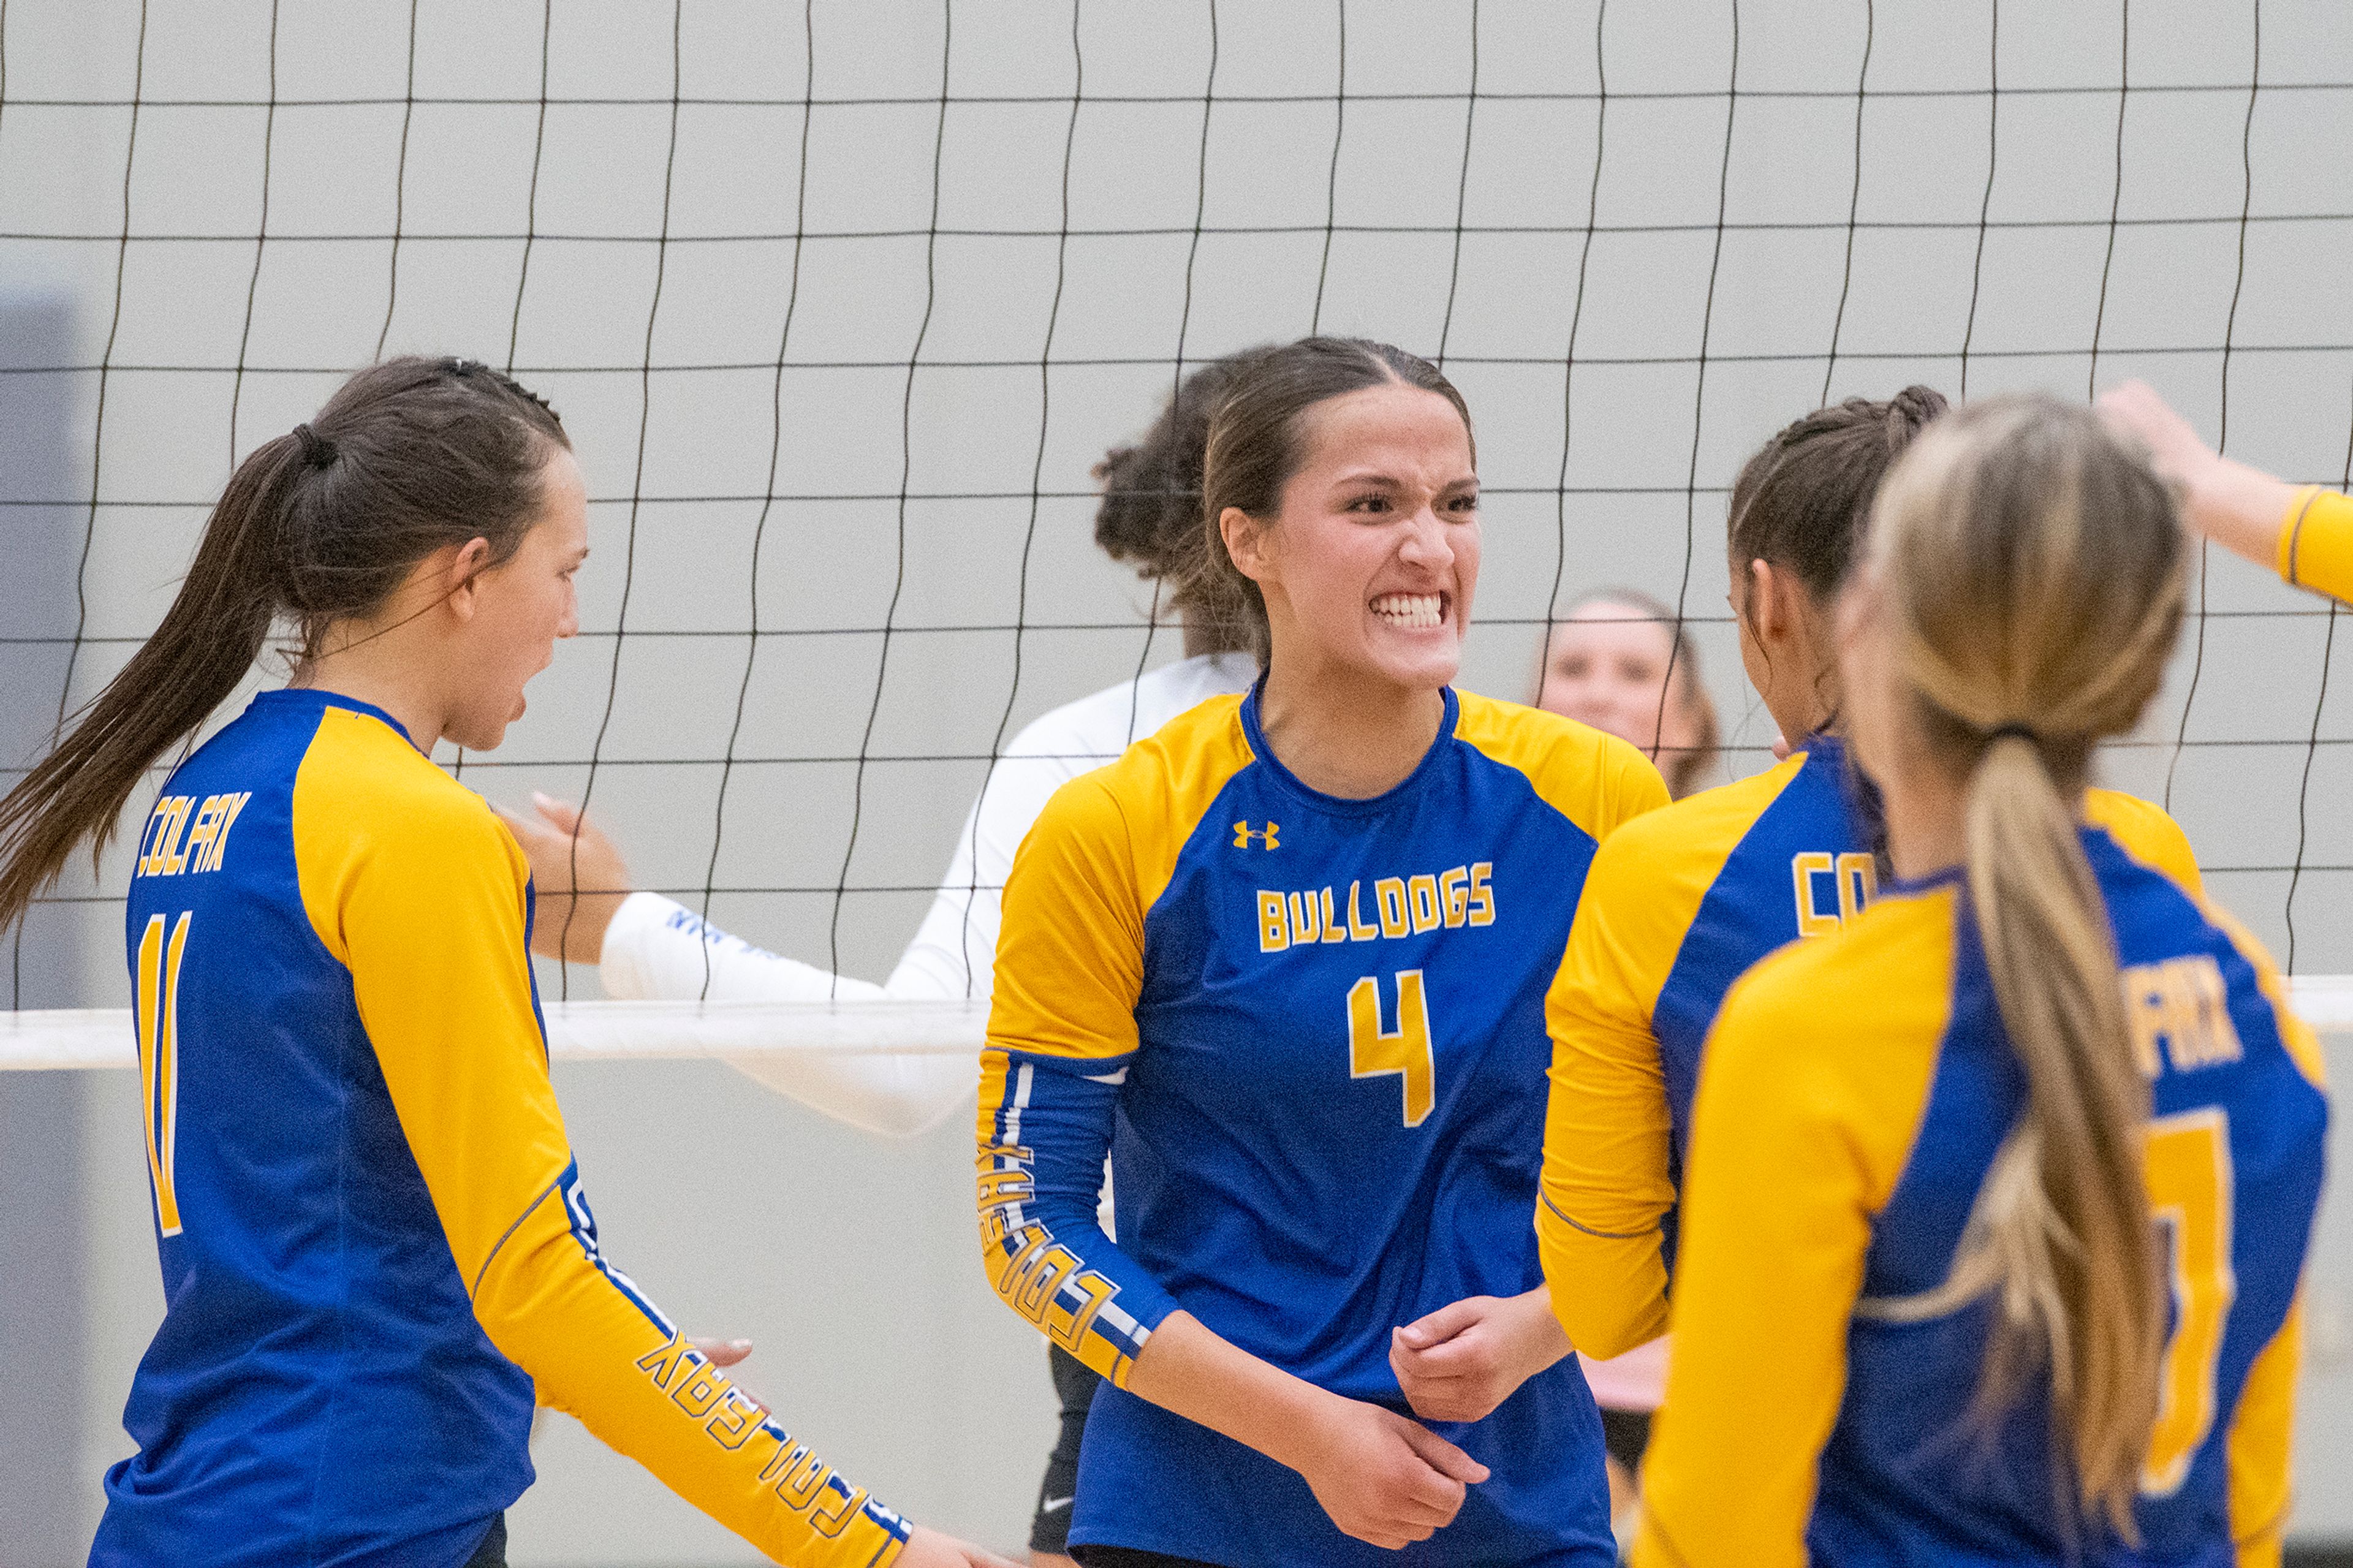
left=1030, top=1345, right=1103, bottom=1554
left=462, top=1515, right=507, bottom=1568
left=1599, top=1406, right=1653, bottom=1474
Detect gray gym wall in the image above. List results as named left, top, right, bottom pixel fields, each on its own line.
left=1, top=1, right=2349, bottom=1560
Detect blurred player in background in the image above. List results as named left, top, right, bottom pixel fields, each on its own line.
left=1532, top=588, right=1721, bottom=800
left=2102, top=378, right=2353, bottom=606
left=1533, top=388, right=2203, bottom=1546
left=979, top=336, right=1667, bottom=1564
left=0, top=358, right=1007, bottom=1568
left=1523, top=586, right=1720, bottom=1523
left=1634, top=395, right=2324, bottom=1565
left=510, top=348, right=1271, bottom=1567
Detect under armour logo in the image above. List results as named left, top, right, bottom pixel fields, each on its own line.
left=1232, top=820, right=1279, bottom=850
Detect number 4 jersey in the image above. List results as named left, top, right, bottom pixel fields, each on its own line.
left=979, top=686, right=1668, bottom=1566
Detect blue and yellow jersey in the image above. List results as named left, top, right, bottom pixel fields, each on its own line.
left=1631, top=830, right=2327, bottom=1568
left=978, top=686, right=1667, bottom=1566
left=2279, top=486, right=2353, bottom=605
left=97, top=689, right=907, bottom=1568
left=1537, top=733, right=2203, bottom=1361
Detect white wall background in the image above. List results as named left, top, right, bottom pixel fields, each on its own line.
left=3, top=0, right=2351, bottom=1559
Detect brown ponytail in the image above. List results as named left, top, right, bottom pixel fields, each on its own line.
left=0, top=356, right=567, bottom=934
left=1865, top=394, right=2188, bottom=1537
left=1093, top=344, right=1279, bottom=656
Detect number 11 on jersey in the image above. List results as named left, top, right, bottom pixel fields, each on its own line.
left=1349, top=969, right=1433, bottom=1127
left=135, top=911, right=191, bottom=1237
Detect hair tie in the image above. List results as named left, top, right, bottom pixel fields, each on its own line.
left=1985, top=721, right=2040, bottom=748
left=293, top=422, right=336, bottom=469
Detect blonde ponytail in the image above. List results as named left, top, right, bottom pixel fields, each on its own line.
left=1964, top=733, right=2162, bottom=1537
left=1862, top=395, right=2188, bottom=1538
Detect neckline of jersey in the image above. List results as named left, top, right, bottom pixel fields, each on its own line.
left=1235, top=680, right=1461, bottom=818
left=1881, top=822, right=2126, bottom=903
left=250, top=686, right=417, bottom=749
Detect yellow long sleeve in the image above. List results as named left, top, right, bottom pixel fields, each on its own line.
left=293, top=709, right=907, bottom=1568
left=1629, top=892, right=1950, bottom=1568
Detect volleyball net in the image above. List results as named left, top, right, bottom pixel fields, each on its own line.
left=6, top=0, right=2353, bottom=1067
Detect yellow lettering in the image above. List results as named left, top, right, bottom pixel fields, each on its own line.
left=1347, top=880, right=1379, bottom=941
left=1441, top=865, right=1468, bottom=927
left=757, top=1432, right=808, bottom=1483
left=988, top=1222, right=1053, bottom=1301
left=1407, top=874, right=1441, bottom=934
left=1467, top=863, right=1495, bottom=926
left=2121, top=956, right=2245, bottom=1079
left=808, top=1475, right=862, bottom=1536
left=775, top=1448, right=830, bottom=1509
left=671, top=1357, right=727, bottom=1418
left=635, top=1332, right=694, bottom=1390
left=2126, top=966, right=2167, bottom=1078
left=200, top=792, right=251, bottom=873
left=707, top=1388, right=762, bottom=1449
left=1375, top=877, right=1409, bottom=938
left=1043, top=1268, right=1117, bottom=1350
left=157, top=797, right=196, bottom=876
left=1836, top=852, right=1877, bottom=923
left=136, top=799, right=176, bottom=877
left=1288, top=889, right=1324, bottom=944
left=1258, top=890, right=1290, bottom=953
left=1319, top=887, right=1346, bottom=943
left=180, top=797, right=225, bottom=875
left=1792, top=852, right=1839, bottom=937
left=1015, top=1243, right=1081, bottom=1319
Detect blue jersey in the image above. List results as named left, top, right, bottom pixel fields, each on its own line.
left=99, top=689, right=907, bottom=1568
left=978, top=686, right=1669, bottom=1566
left=1634, top=830, right=2327, bottom=1567
left=1539, top=735, right=2204, bottom=1363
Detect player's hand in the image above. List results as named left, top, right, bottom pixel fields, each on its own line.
left=496, top=792, right=633, bottom=964
left=2097, top=380, right=2218, bottom=495
left=686, top=1337, right=766, bottom=1413
left=1391, top=1287, right=1572, bottom=1424
left=692, top=1336, right=754, bottom=1369
left=890, top=1525, right=1021, bottom=1568
left=1286, top=1393, right=1489, bottom=1549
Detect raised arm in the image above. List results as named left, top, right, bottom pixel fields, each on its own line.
left=313, top=785, right=925, bottom=1567
left=2099, top=381, right=2353, bottom=604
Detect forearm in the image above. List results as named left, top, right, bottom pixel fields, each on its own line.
left=2173, top=458, right=2306, bottom=574
left=976, top=1048, right=1172, bottom=1384
left=1538, top=1004, right=1676, bottom=1360
left=1505, top=1284, right=1573, bottom=1375
left=1124, top=1309, right=1340, bottom=1477
left=601, top=893, right=887, bottom=1005
left=1536, top=1194, right=1670, bottom=1361
left=479, top=1173, right=909, bottom=1567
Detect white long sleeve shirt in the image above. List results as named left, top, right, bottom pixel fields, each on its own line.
left=601, top=651, right=1257, bottom=1137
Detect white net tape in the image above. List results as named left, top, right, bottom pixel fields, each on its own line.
left=6, top=983, right=2349, bottom=1078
